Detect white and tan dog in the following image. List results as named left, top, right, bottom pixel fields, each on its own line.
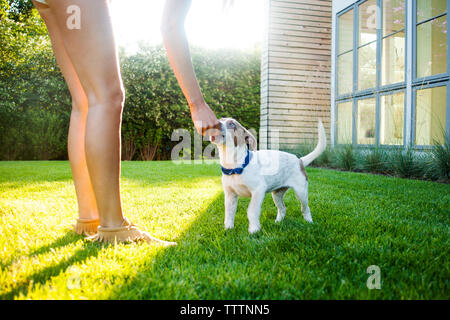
left=210, top=118, right=326, bottom=233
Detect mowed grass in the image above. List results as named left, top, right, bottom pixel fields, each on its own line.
left=0, top=161, right=448, bottom=300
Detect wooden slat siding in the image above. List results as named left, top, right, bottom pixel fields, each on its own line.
left=260, top=0, right=331, bottom=150
left=260, top=0, right=271, bottom=149
left=270, top=30, right=332, bottom=41
left=271, top=6, right=331, bottom=18
left=271, top=0, right=332, bottom=11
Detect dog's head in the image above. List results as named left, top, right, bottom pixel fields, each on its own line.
left=210, top=118, right=257, bottom=151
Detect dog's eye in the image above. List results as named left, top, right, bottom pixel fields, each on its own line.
left=227, top=122, right=236, bottom=129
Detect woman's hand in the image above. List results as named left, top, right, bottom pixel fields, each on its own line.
left=190, top=102, right=220, bottom=136
left=161, top=0, right=220, bottom=137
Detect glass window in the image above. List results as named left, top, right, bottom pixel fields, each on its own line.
left=417, top=0, right=447, bottom=23
left=338, top=9, right=354, bottom=54
left=337, top=9, right=354, bottom=96
left=335, top=1, right=448, bottom=147
left=383, top=0, right=406, bottom=36
left=382, top=0, right=406, bottom=86
left=358, top=1, right=378, bottom=91
left=357, top=98, right=376, bottom=144
left=337, top=101, right=353, bottom=144
left=359, top=0, right=377, bottom=46
left=382, top=32, right=405, bottom=85
left=415, top=86, right=447, bottom=145
left=417, top=15, right=448, bottom=78
left=358, top=41, right=377, bottom=90
left=380, top=92, right=404, bottom=145
left=338, top=51, right=353, bottom=95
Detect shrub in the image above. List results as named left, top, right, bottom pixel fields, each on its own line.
left=424, top=135, right=450, bottom=181
left=358, top=148, right=389, bottom=174
left=390, top=148, right=426, bottom=179
left=119, top=44, right=261, bottom=161
left=314, top=147, right=333, bottom=167
left=332, top=144, right=357, bottom=171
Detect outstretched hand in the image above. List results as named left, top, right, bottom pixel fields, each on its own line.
left=190, top=102, right=220, bottom=136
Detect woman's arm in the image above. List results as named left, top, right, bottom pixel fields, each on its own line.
left=161, top=0, right=219, bottom=136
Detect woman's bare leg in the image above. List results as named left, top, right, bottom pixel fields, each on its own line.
left=43, top=0, right=126, bottom=228
left=33, top=1, right=98, bottom=221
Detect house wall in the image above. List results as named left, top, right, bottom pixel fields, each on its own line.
left=260, top=0, right=333, bottom=150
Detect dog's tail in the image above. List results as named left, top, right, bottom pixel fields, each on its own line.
left=300, top=120, right=327, bottom=167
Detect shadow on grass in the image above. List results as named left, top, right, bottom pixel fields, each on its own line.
left=104, top=191, right=335, bottom=300
left=0, top=233, right=79, bottom=271
left=104, top=170, right=450, bottom=299
left=0, top=233, right=102, bottom=300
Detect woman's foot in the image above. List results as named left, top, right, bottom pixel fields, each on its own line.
left=86, top=218, right=177, bottom=246
left=73, top=217, right=100, bottom=236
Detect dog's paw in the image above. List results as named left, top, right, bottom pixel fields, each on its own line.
left=248, top=224, right=261, bottom=234
left=303, top=211, right=313, bottom=223
left=224, top=222, right=234, bottom=230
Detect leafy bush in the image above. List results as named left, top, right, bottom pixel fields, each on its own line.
left=332, top=144, right=358, bottom=171
left=0, top=11, right=261, bottom=160
left=424, top=135, right=450, bottom=181
left=119, top=44, right=260, bottom=160
left=358, top=148, right=389, bottom=174
left=390, top=148, right=425, bottom=179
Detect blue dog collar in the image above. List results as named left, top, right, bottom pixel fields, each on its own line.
left=221, top=149, right=253, bottom=175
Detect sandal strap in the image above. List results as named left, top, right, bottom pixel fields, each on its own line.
left=77, top=218, right=100, bottom=224
left=74, top=218, right=100, bottom=236
left=87, top=218, right=177, bottom=246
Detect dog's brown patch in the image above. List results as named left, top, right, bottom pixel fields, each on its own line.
left=299, top=159, right=308, bottom=181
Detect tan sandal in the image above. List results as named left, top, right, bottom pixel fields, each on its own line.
left=73, top=218, right=100, bottom=236
left=87, top=218, right=177, bottom=246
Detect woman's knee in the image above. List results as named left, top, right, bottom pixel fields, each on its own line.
left=71, top=98, right=88, bottom=117
left=71, top=88, right=89, bottom=114
left=87, top=85, right=125, bottom=115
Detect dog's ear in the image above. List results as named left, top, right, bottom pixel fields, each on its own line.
left=235, top=121, right=257, bottom=151
left=245, top=130, right=257, bottom=151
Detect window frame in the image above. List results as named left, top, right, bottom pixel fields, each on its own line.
left=379, top=89, right=407, bottom=147
left=411, top=0, right=450, bottom=148
left=411, top=80, right=450, bottom=149
left=412, top=0, right=450, bottom=84
left=334, top=0, right=449, bottom=149
left=335, top=98, right=355, bottom=145
left=355, top=93, right=378, bottom=147
left=335, top=5, right=356, bottom=100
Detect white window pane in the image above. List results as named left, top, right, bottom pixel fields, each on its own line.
left=415, top=86, right=447, bottom=145
left=357, top=98, right=376, bottom=144
left=417, top=0, right=447, bottom=23
left=417, top=15, right=448, bottom=78
left=382, top=31, right=405, bottom=85
left=338, top=51, right=353, bottom=95
left=337, top=101, right=353, bottom=144
left=338, top=9, right=354, bottom=54
left=381, top=92, right=404, bottom=145
left=358, top=42, right=377, bottom=90
left=383, top=0, right=406, bottom=36
left=359, top=0, right=377, bottom=46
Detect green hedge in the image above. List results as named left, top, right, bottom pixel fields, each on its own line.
left=0, top=15, right=261, bottom=160
left=119, top=44, right=261, bottom=160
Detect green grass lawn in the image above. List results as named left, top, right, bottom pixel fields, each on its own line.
left=0, top=161, right=448, bottom=300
